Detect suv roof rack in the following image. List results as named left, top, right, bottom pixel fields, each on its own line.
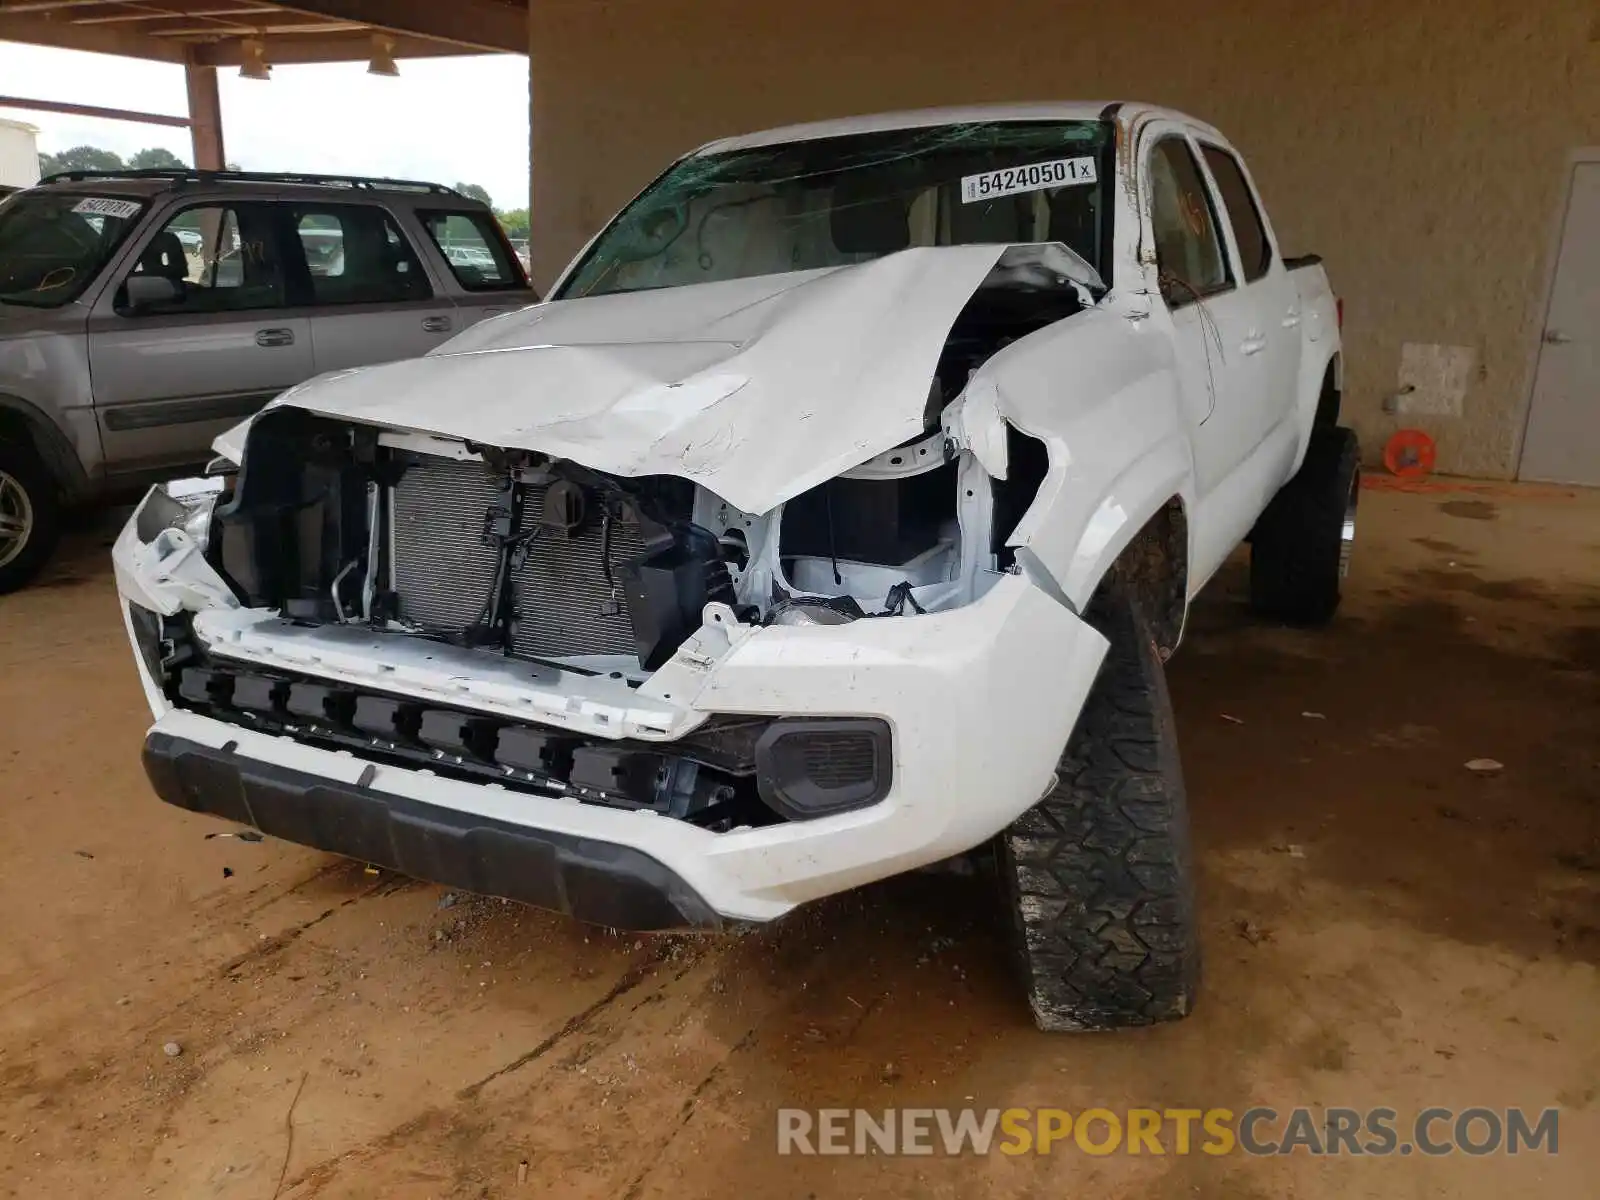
left=37, top=168, right=464, bottom=197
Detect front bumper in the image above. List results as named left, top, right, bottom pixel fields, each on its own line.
left=118, top=483, right=1109, bottom=924
left=144, top=731, right=719, bottom=929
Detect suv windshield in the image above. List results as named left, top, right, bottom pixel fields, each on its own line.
left=557, top=120, right=1111, bottom=300
left=0, top=192, right=147, bottom=308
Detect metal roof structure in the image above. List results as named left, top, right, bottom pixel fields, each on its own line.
left=0, top=0, right=525, bottom=65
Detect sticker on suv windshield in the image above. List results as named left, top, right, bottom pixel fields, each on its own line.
left=960, top=157, right=1097, bottom=204
left=72, top=197, right=142, bottom=220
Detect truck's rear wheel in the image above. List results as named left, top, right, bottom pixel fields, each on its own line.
left=997, top=594, right=1199, bottom=1032
left=0, top=441, right=62, bottom=595
left=1249, top=425, right=1360, bottom=625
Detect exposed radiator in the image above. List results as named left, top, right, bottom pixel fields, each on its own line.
left=390, top=455, right=642, bottom=661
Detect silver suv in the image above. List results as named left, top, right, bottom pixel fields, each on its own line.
left=0, top=169, right=535, bottom=591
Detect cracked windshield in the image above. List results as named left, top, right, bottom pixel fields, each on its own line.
left=558, top=119, right=1110, bottom=299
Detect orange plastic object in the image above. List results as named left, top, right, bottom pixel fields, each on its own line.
left=1383, top=428, right=1437, bottom=478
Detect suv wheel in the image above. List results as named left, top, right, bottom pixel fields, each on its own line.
left=997, top=594, right=1200, bottom=1031
left=0, top=442, right=62, bottom=595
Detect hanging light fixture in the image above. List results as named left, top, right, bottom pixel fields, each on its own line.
left=239, top=38, right=271, bottom=81
left=367, top=34, right=399, bottom=77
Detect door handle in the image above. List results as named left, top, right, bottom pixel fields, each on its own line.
left=422, top=315, right=453, bottom=333
left=1543, top=329, right=1573, bottom=345
left=1282, top=308, right=1301, bottom=329
left=1241, top=333, right=1268, bottom=356
left=255, top=328, right=295, bottom=348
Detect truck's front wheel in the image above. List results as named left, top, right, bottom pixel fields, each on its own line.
left=997, top=594, right=1200, bottom=1032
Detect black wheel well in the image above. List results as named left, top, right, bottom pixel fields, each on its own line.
left=1095, top=496, right=1188, bottom=660
left=0, top=399, right=84, bottom=503
left=1313, top=358, right=1341, bottom=427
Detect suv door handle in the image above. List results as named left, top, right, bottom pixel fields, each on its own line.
left=255, top=328, right=295, bottom=348
left=1282, top=307, right=1301, bottom=329
left=422, top=315, right=453, bottom=333
left=1240, top=333, right=1268, bottom=356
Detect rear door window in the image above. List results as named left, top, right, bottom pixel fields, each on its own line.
left=1200, top=146, right=1273, bottom=282
left=418, top=210, right=526, bottom=291
left=1147, top=138, right=1232, bottom=308
left=288, top=204, right=431, bottom=305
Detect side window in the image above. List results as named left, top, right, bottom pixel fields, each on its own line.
left=289, top=204, right=431, bottom=305
left=1147, top=138, right=1231, bottom=307
left=417, top=210, right=526, bottom=291
left=1201, top=146, right=1272, bottom=282
left=126, top=203, right=285, bottom=313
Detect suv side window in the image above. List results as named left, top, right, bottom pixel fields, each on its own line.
left=1147, top=138, right=1231, bottom=307
left=417, top=210, right=525, bottom=291
left=126, top=202, right=285, bottom=313
left=289, top=204, right=431, bottom=305
left=1200, top=145, right=1272, bottom=282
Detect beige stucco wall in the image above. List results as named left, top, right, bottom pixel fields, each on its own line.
left=529, top=0, right=1600, bottom=478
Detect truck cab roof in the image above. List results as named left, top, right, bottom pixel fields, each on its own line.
left=697, top=101, right=1227, bottom=155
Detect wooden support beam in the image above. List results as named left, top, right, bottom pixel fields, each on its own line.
left=0, top=9, right=186, bottom=58
left=183, top=61, right=224, bottom=169
left=0, top=93, right=190, bottom=126
left=270, top=0, right=524, bottom=54
left=188, top=30, right=486, bottom=65
left=73, top=7, right=282, bottom=24
left=0, top=1, right=132, bottom=14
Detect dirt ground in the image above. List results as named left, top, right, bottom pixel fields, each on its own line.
left=1, top=481, right=1597, bottom=1199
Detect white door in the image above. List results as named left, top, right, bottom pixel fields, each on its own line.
left=1144, top=134, right=1266, bottom=497
left=1521, top=162, right=1600, bottom=486
left=1199, top=143, right=1303, bottom=435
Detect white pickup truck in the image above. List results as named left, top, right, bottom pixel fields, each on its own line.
left=115, top=102, right=1354, bottom=1032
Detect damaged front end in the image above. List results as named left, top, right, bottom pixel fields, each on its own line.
left=117, top=243, right=1113, bottom=924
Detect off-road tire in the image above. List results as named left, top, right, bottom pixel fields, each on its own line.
left=997, top=595, right=1199, bottom=1032
left=0, top=439, right=61, bottom=595
left=1249, top=425, right=1360, bottom=625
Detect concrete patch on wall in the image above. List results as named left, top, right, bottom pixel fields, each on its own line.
left=1395, top=342, right=1476, bottom=417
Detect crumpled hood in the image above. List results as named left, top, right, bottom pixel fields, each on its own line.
left=266, top=244, right=1040, bottom=513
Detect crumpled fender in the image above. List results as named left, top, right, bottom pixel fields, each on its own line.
left=950, top=302, right=1197, bottom=611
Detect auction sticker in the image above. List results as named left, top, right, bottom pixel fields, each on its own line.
left=72, top=197, right=143, bottom=220
left=960, top=157, right=1097, bottom=204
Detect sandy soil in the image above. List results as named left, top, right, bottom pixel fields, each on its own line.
left=1, top=482, right=1597, bottom=1198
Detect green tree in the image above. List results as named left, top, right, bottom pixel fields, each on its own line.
left=129, top=147, right=187, bottom=170
left=497, top=208, right=529, bottom=240
left=454, top=182, right=493, bottom=207
left=38, top=145, right=125, bottom=176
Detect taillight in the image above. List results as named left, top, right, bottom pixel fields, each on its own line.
left=1336, top=298, right=1344, bottom=330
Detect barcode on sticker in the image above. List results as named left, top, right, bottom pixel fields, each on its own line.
left=72, top=197, right=143, bottom=220
left=960, top=157, right=1097, bottom=204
